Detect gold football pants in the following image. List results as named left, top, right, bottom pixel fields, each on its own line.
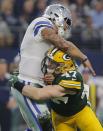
left=52, top=106, right=103, bottom=131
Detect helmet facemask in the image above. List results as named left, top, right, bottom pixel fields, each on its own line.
left=57, top=17, right=72, bottom=38
left=51, top=12, right=72, bottom=38
left=43, top=4, right=72, bottom=38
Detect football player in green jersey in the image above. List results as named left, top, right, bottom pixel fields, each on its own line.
left=10, top=48, right=103, bottom=131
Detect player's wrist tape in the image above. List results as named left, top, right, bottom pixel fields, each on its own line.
left=14, top=81, right=25, bottom=93
left=82, top=57, right=88, bottom=63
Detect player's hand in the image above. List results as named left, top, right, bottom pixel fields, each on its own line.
left=82, top=58, right=96, bottom=76
left=43, top=73, right=54, bottom=85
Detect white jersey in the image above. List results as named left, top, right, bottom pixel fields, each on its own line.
left=19, top=17, right=53, bottom=84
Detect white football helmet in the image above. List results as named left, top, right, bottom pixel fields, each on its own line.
left=43, top=4, right=72, bottom=37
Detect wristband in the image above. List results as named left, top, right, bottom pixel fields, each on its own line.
left=82, top=57, right=88, bottom=63
left=14, top=81, right=25, bottom=93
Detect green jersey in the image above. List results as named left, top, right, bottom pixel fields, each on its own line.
left=50, top=71, right=87, bottom=116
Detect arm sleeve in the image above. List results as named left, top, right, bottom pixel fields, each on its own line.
left=33, top=20, right=53, bottom=37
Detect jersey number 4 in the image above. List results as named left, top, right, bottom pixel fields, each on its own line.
left=62, top=71, right=77, bottom=80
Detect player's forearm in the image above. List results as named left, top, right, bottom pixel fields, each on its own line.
left=42, top=28, right=87, bottom=61
left=51, top=37, right=87, bottom=61
left=66, top=42, right=87, bottom=61
left=50, top=37, right=87, bottom=61
left=12, top=79, right=65, bottom=100
left=12, top=79, right=76, bottom=100
left=22, top=86, right=52, bottom=100
left=22, top=86, right=41, bottom=100
left=22, top=85, right=65, bottom=100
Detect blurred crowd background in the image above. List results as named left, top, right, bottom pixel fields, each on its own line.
left=0, top=0, right=103, bottom=131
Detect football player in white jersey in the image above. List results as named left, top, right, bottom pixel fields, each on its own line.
left=11, top=4, right=95, bottom=131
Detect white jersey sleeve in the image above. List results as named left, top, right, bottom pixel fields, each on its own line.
left=19, top=17, right=54, bottom=84
left=33, top=17, right=53, bottom=40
